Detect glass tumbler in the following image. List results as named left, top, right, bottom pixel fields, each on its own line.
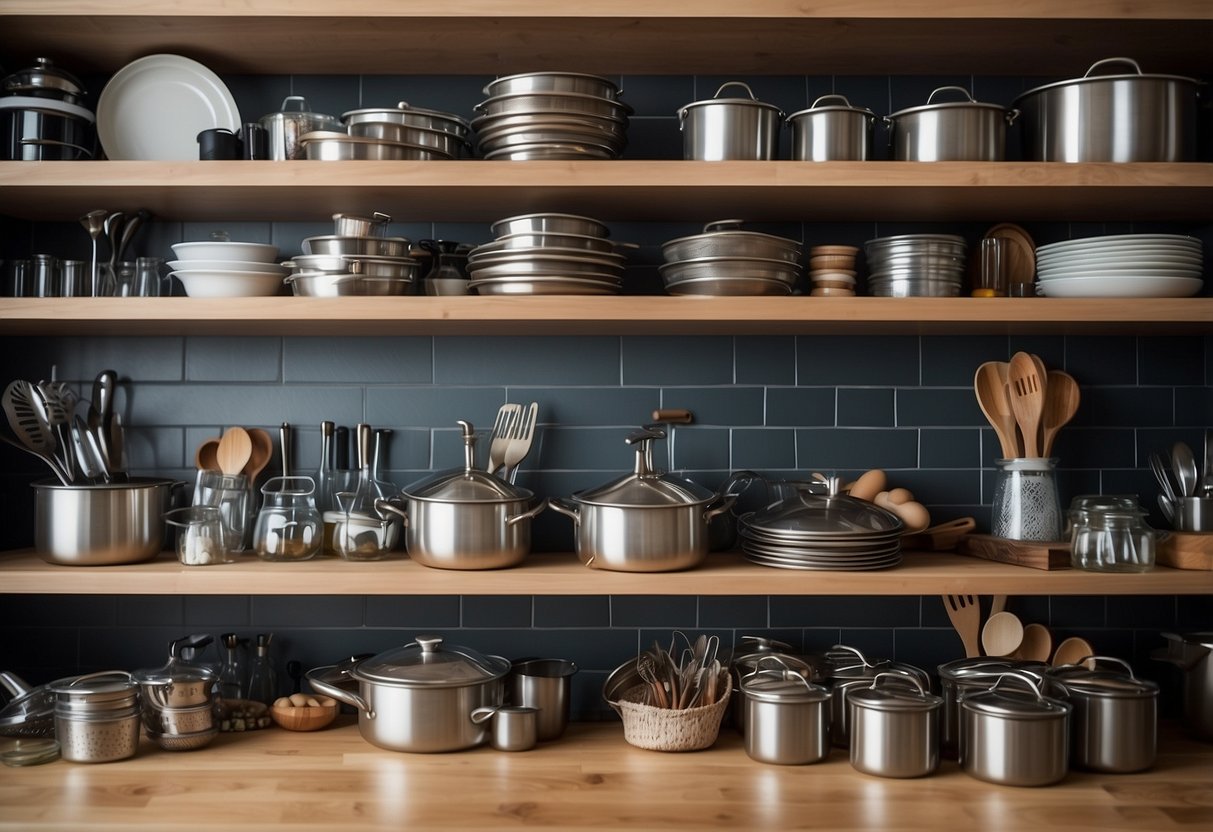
left=192, top=470, right=251, bottom=552
left=991, top=458, right=1063, bottom=541
left=253, top=476, right=322, bottom=561
left=165, top=506, right=239, bottom=565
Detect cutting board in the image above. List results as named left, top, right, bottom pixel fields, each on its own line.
left=1157, top=532, right=1213, bottom=571
left=957, top=534, right=1071, bottom=570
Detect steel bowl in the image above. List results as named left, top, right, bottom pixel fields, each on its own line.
left=342, top=103, right=472, bottom=139
left=299, top=131, right=450, bottom=161
left=303, top=236, right=412, bottom=257
left=286, top=272, right=412, bottom=297
left=483, top=72, right=622, bottom=100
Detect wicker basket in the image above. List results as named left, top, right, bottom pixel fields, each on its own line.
left=609, top=676, right=732, bottom=752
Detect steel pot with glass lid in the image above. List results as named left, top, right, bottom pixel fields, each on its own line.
left=376, top=420, right=546, bottom=570
left=549, top=426, right=736, bottom=572
left=305, top=635, right=510, bottom=752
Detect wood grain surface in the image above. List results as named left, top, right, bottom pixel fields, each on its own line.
left=1, top=721, right=1210, bottom=831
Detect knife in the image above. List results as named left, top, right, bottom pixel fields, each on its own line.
left=1203, top=428, right=1213, bottom=496
left=71, top=415, right=96, bottom=483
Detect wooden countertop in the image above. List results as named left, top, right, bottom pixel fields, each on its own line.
left=2, top=719, right=1210, bottom=831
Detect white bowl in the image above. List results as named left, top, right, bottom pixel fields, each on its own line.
left=167, top=259, right=288, bottom=276
left=171, top=241, right=280, bottom=264
left=170, top=270, right=285, bottom=298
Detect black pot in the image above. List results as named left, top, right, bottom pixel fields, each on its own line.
left=0, top=98, right=94, bottom=160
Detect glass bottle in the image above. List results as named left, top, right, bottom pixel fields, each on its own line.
left=217, top=632, right=247, bottom=701
left=991, top=457, right=1062, bottom=541
left=335, top=423, right=395, bottom=560
left=315, top=420, right=336, bottom=513
left=246, top=633, right=277, bottom=705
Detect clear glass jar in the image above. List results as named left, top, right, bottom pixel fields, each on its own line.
left=991, top=458, right=1062, bottom=541
left=253, top=476, right=322, bottom=561
left=1068, top=495, right=1156, bottom=573
left=164, top=506, right=240, bottom=566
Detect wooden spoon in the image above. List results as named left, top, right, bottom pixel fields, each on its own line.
left=1012, top=623, right=1053, bottom=662
left=1041, top=370, right=1080, bottom=457
left=1052, top=635, right=1095, bottom=669
left=1006, top=352, right=1045, bottom=458
left=981, top=611, right=1024, bottom=657
left=244, top=428, right=274, bottom=482
left=216, top=426, right=253, bottom=476
left=974, top=361, right=1019, bottom=459
left=194, top=436, right=220, bottom=471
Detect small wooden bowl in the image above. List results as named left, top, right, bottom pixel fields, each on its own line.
left=809, top=255, right=857, bottom=271
left=809, top=244, right=859, bottom=257
left=270, top=695, right=339, bottom=731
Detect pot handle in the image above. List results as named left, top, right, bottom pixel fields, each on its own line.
left=810, top=94, right=855, bottom=109
left=1083, top=57, right=1143, bottom=78
left=470, top=706, right=497, bottom=725
left=926, top=86, right=977, bottom=105
left=713, top=81, right=759, bottom=101
left=703, top=219, right=746, bottom=233
left=19, top=138, right=94, bottom=159
left=548, top=496, right=581, bottom=527
left=1074, top=655, right=1138, bottom=679
left=703, top=492, right=738, bottom=522
left=869, top=670, right=929, bottom=698
left=1005, top=108, right=1020, bottom=126
left=985, top=670, right=1045, bottom=701
left=279, top=95, right=312, bottom=112
left=304, top=664, right=375, bottom=719
left=374, top=498, right=410, bottom=528
left=505, top=498, right=548, bottom=527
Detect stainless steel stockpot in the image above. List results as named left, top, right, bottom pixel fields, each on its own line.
left=1153, top=632, right=1213, bottom=741
left=1046, top=656, right=1157, bottom=773
left=885, top=86, right=1016, bottom=162
left=483, top=72, right=622, bottom=101
left=848, top=671, right=942, bottom=778
left=1014, top=58, right=1202, bottom=162
left=787, top=94, right=875, bottom=161
left=741, top=661, right=831, bottom=765
left=549, top=427, right=735, bottom=572
left=33, top=478, right=178, bottom=566
left=259, top=95, right=342, bottom=160
left=50, top=671, right=141, bottom=763
left=678, top=82, right=783, bottom=161
left=306, top=636, right=510, bottom=753
left=827, top=645, right=929, bottom=749
left=937, top=657, right=1050, bottom=756
left=959, top=672, right=1071, bottom=787
left=378, top=421, right=546, bottom=570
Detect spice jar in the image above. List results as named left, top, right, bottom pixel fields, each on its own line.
left=50, top=671, right=141, bottom=763
left=1068, top=495, right=1156, bottom=572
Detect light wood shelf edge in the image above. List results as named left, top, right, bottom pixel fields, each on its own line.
left=1, top=550, right=1210, bottom=596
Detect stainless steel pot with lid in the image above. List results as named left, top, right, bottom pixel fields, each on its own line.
left=377, top=420, right=546, bottom=570
left=1046, top=656, right=1157, bottom=772
left=259, top=95, right=343, bottom=160
left=959, top=671, right=1072, bottom=787
left=825, top=644, right=927, bottom=748
left=741, top=658, right=831, bottom=765
left=50, top=671, right=142, bottom=763
left=305, top=635, right=510, bottom=752
left=937, top=656, right=1050, bottom=755
left=342, top=101, right=472, bottom=139
left=848, top=671, right=943, bottom=778
left=549, top=426, right=736, bottom=572
left=132, top=634, right=218, bottom=711
left=1152, top=632, right=1213, bottom=742
left=2, top=58, right=86, bottom=105
left=787, top=94, right=876, bottom=161
left=678, top=81, right=784, bottom=161
left=885, top=86, right=1016, bottom=162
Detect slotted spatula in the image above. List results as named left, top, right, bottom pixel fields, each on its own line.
left=1007, top=352, right=1045, bottom=458
left=2, top=380, right=71, bottom=484
left=942, top=594, right=982, bottom=658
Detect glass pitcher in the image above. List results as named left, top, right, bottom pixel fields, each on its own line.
left=253, top=476, right=322, bottom=561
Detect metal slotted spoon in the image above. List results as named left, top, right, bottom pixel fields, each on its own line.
left=502, top=401, right=538, bottom=484
left=2, top=380, right=71, bottom=484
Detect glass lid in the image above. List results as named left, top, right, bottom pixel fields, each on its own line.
left=354, top=635, right=511, bottom=687
left=2, top=58, right=85, bottom=98
left=744, top=479, right=903, bottom=538
left=574, top=427, right=716, bottom=508
left=132, top=634, right=217, bottom=685
left=402, top=420, right=532, bottom=503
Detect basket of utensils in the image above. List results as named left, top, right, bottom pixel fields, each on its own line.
left=603, top=633, right=732, bottom=752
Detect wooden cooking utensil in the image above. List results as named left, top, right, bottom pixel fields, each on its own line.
left=974, top=361, right=1019, bottom=458
left=244, top=428, right=274, bottom=481
left=194, top=436, right=220, bottom=471
left=990, top=594, right=1007, bottom=616
left=901, top=517, right=976, bottom=551
left=1041, top=370, right=1080, bottom=457
left=981, top=611, right=1024, bottom=657
left=216, top=426, right=253, bottom=476
left=1012, top=623, right=1053, bottom=662
left=1052, top=636, right=1095, bottom=668
left=942, top=594, right=982, bottom=658
left=1007, top=352, right=1045, bottom=458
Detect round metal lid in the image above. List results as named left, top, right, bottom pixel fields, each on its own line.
left=1047, top=657, right=1158, bottom=699
left=938, top=657, right=1048, bottom=683
left=745, top=491, right=903, bottom=539
left=960, top=674, right=1071, bottom=720
left=2, top=58, right=85, bottom=99
left=353, top=635, right=511, bottom=687
left=342, top=102, right=471, bottom=130
left=679, top=82, right=782, bottom=118
left=741, top=670, right=829, bottom=704
left=402, top=419, right=533, bottom=504
left=787, top=94, right=875, bottom=120
left=573, top=427, right=716, bottom=508
left=848, top=673, right=942, bottom=713
left=887, top=86, right=1006, bottom=120
left=1014, top=58, right=1201, bottom=105
left=663, top=220, right=801, bottom=252
left=49, top=672, right=138, bottom=711
left=132, top=635, right=217, bottom=687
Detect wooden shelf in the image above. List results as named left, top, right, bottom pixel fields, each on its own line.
left=2, top=162, right=1211, bottom=223
left=1, top=296, right=1210, bottom=337
left=2, top=549, right=1210, bottom=596
left=3, top=1, right=1211, bottom=75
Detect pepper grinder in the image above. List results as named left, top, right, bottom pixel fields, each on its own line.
left=246, top=633, right=278, bottom=705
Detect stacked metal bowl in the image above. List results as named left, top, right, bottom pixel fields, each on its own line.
left=300, top=102, right=471, bottom=160
left=472, top=73, right=631, bottom=160
left=659, top=220, right=802, bottom=295
left=286, top=212, right=421, bottom=296
left=466, top=213, right=625, bottom=295
left=864, top=234, right=967, bottom=297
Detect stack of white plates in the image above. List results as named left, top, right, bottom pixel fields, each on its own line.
left=169, top=239, right=284, bottom=298
left=466, top=213, right=625, bottom=295
left=1036, top=234, right=1204, bottom=298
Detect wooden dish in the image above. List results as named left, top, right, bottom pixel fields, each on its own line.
left=270, top=695, right=339, bottom=731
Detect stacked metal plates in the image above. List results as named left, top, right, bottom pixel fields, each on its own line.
left=467, top=213, right=625, bottom=295
left=1035, top=233, right=1204, bottom=298
left=659, top=220, right=802, bottom=295
left=472, top=72, right=631, bottom=160
left=864, top=234, right=967, bottom=297
left=737, top=492, right=904, bottom=571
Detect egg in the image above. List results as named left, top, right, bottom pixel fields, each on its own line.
left=848, top=469, right=887, bottom=502
left=886, top=487, right=915, bottom=505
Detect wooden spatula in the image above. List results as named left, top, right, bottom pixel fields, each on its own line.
left=1007, top=352, right=1045, bottom=458
left=943, top=594, right=982, bottom=658
left=974, top=361, right=1019, bottom=458
left=1041, top=370, right=1080, bottom=457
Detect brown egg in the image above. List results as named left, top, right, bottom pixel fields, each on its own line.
left=848, top=469, right=887, bottom=502
left=892, top=501, right=931, bottom=533
left=886, top=487, right=915, bottom=505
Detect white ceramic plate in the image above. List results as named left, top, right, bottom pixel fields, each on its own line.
left=1039, top=267, right=1202, bottom=280
left=1037, top=235, right=1201, bottom=256
left=97, top=54, right=240, bottom=160
left=170, top=271, right=285, bottom=298
left=1037, top=275, right=1203, bottom=298
left=1036, top=253, right=1205, bottom=269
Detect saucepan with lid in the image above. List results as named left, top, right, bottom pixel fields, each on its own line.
left=1046, top=655, right=1157, bottom=773
left=885, top=86, right=1016, bottom=162
left=959, top=671, right=1071, bottom=787
left=847, top=670, right=943, bottom=778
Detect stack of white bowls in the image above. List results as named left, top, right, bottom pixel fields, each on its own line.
left=466, top=213, right=625, bottom=295
left=168, top=236, right=284, bottom=297
left=1035, top=233, right=1204, bottom=298
left=864, top=234, right=967, bottom=297
left=472, top=72, right=631, bottom=160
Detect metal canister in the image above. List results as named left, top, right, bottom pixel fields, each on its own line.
left=741, top=663, right=831, bottom=765
left=678, top=82, right=783, bottom=161
left=848, top=671, right=943, bottom=778
left=729, top=636, right=822, bottom=732
left=959, top=672, right=1071, bottom=787
left=50, top=671, right=141, bottom=763
left=1047, top=656, right=1158, bottom=773
left=258, top=96, right=342, bottom=160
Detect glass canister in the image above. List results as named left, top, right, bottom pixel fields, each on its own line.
left=164, top=506, right=239, bottom=565
left=1068, top=495, right=1156, bottom=572
left=253, top=476, right=322, bottom=561
left=991, top=458, right=1063, bottom=541
left=193, top=470, right=252, bottom=553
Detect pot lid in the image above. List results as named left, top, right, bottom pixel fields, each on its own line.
left=353, top=635, right=511, bottom=687
left=788, top=94, right=875, bottom=119
left=741, top=669, right=829, bottom=704
left=2, top=58, right=85, bottom=99
left=1047, top=657, right=1158, bottom=699
left=887, top=86, right=1006, bottom=120
left=743, top=481, right=904, bottom=539
left=402, top=420, right=533, bottom=504
left=960, top=672, right=1071, bottom=720
left=825, top=644, right=890, bottom=680
left=0, top=673, right=54, bottom=732
left=49, top=671, right=138, bottom=709
left=259, top=95, right=340, bottom=125
left=938, top=656, right=1048, bottom=683
left=571, top=427, right=716, bottom=507
left=663, top=220, right=802, bottom=252
left=341, top=101, right=471, bottom=130
left=132, top=635, right=217, bottom=687
left=679, top=82, right=783, bottom=118
left=1014, top=57, right=1202, bottom=104
left=848, top=672, right=942, bottom=713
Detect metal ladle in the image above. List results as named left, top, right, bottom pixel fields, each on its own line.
left=1172, top=442, right=1199, bottom=498
left=79, top=209, right=107, bottom=297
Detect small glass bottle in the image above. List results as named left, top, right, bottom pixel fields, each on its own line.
left=246, top=633, right=278, bottom=706
left=990, top=457, right=1062, bottom=541
left=217, top=632, right=248, bottom=701
left=315, top=420, right=336, bottom=513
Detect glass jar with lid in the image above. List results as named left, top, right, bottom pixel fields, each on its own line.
left=1068, top=494, right=1156, bottom=572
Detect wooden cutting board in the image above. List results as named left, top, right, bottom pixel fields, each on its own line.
left=1157, top=532, right=1213, bottom=571
left=957, top=533, right=1070, bottom=570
